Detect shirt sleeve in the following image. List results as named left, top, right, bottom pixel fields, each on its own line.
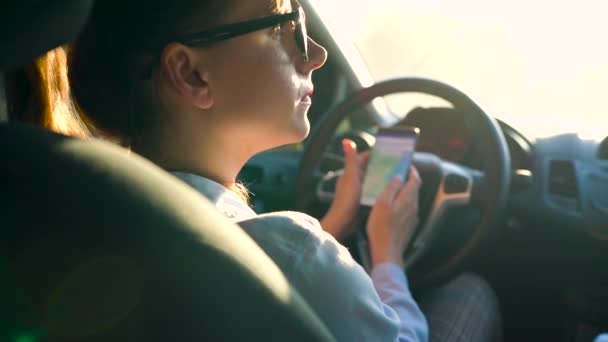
left=371, top=263, right=429, bottom=342
left=283, top=213, right=428, bottom=342
left=237, top=211, right=428, bottom=341
left=595, top=334, right=608, bottom=342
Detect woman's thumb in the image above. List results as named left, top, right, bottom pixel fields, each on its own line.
left=342, top=139, right=358, bottom=172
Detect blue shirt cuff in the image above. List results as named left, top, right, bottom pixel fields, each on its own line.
left=371, top=262, right=410, bottom=290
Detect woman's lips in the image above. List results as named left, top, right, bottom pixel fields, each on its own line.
left=300, top=89, right=314, bottom=104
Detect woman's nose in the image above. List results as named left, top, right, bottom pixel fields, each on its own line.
left=303, top=37, right=327, bottom=72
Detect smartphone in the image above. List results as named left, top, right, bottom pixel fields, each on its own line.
left=360, top=126, right=420, bottom=206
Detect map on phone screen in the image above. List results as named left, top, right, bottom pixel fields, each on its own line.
left=360, top=133, right=417, bottom=206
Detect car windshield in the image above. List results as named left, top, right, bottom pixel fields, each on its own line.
left=309, top=0, right=608, bottom=140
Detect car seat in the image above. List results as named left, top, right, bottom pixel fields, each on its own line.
left=0, top=1, right=334, bottom=341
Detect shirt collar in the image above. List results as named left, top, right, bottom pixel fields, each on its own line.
left=172, top=171, right=257, bottom=221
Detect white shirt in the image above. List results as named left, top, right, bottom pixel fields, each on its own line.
left=173, top=172, right=428, bottom=342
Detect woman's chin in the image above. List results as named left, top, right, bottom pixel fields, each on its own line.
left=292, top=119, right=311, bottom=141
left=272, top=122, right=310, bottom=148
left=257, top=117, right=311, bottom=150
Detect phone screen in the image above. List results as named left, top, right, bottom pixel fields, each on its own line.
left=360, top=127, right=419, bottom=206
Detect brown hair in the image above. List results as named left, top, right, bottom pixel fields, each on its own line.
left=5, top=47, right=92, bottom=137
left=68, top=1, right=228, bottom=146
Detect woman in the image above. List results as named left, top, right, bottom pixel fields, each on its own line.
left=66, top=0, right=500, bottom=340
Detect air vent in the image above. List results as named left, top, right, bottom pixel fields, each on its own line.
left=598, top=137, right=608, bottom=160
left=549, top=160, right=578, bottom=198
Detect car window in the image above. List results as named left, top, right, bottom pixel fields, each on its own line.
left=310, top=0, right=608, bottom=140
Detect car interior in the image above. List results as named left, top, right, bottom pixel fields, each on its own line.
left=2, top=0, right=608, bottom=341
left=235, top=1, right=608, bottom=340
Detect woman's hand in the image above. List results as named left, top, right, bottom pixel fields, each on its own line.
left=366, top=167, right=422, bottom=268
left=321, top=139, right=370, bottom=241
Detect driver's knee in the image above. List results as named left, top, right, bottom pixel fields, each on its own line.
left=454, top=272, right=500, bottom=312
left=454, top=273, right=502, bottom=340
left=417, top=272, right=501, bottom=342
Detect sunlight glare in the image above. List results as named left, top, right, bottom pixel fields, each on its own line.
left=311, top=0, right=608, bottom=140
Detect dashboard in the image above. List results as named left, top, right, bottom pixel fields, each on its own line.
left=400, top=107, right=474, bottom=164
left=400, top=107, right=608, bottom=241
left=398, top=106, right=533, bottom=171
left=397, top=106, right=607, bottom=240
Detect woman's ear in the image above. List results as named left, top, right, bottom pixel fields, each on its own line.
left=160, top=43, right=214, bottom=110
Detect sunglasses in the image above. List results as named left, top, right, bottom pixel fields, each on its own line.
left=176, top=4, right=309, bottom=62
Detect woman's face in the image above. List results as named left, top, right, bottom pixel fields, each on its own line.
left=193, top=0, right=327, bottom=151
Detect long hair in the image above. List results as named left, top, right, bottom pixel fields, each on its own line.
left=5, top=47, right=93, bottom=137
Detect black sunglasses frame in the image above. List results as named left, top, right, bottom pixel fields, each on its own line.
left=176, top=6, right=308, bottom=62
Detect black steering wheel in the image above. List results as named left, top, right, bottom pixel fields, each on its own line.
left=295, top=78, right=511, bottom=286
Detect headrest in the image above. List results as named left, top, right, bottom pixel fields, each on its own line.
left=0, top=0, right=94, bottom=70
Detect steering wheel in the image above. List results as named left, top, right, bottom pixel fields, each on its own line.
left=295, top=78, right=511, bottom=286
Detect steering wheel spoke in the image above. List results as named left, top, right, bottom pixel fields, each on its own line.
left=409, top=161, right=474, bottom=258
left=320, top=151, right=345, bottom=171
left=316, top=169, right=342, bottom=203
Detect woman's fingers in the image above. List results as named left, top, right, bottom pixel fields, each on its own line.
left=366, top=166, right=422, bottom=267
left=342, top=139, right=358, bottom=175
left=395, top=166, right=422, bottom=206
left=378, top=176, right=405, bottom=204
left=407, top=166, right=422, bottom=189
